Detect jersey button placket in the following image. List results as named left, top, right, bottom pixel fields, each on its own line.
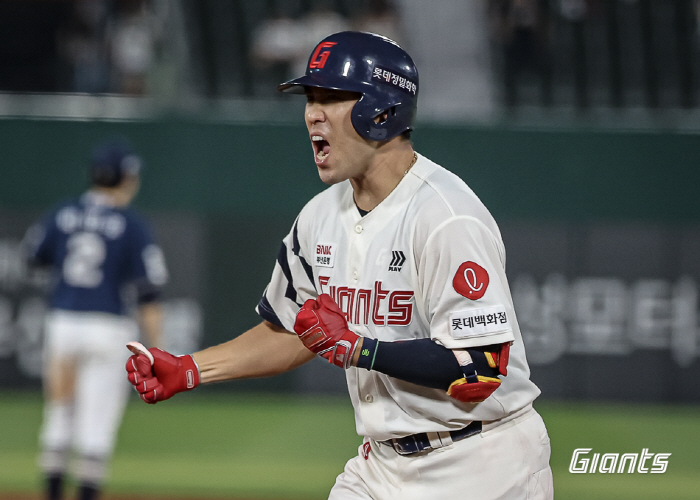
left=349, top=220, right=364, bottom=284
left=364, top=394, right=373, bottom=403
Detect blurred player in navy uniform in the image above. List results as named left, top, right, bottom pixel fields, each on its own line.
left=23, top=138, right=168, bottom=500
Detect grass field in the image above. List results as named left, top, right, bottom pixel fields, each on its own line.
left=1, top=390, right=699, bottom=499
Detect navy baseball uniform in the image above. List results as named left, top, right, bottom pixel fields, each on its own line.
left=26, top=139, right=167, bottom=500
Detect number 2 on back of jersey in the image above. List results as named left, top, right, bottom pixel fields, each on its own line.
left=63, top=232, right=107, bottom=288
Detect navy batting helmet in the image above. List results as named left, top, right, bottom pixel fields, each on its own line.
left=278, top=31, right=419, bottom=142
left=89, top=137, right=142, bottom=187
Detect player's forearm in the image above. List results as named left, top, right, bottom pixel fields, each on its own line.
left=193, top=321, right=314, bottom=384
left=352, top=337, right=505, bottom=390
left=137, top=302, right=163, bottom=348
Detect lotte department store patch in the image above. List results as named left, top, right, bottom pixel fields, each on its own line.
left=449, top=305, right=509, bottom=338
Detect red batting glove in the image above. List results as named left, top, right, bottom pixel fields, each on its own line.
left=125, top=346, right=199, bottom=404
left=294, top=294, right=362, bottom=369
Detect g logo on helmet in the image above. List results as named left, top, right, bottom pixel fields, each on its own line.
left=453, top=261, right=489, bottom=300
left=309, top=41, right=337, bottom=69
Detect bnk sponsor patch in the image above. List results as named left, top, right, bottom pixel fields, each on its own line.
left=315, top=242, right=336, bottom=268
left=449, top=305, right=509, bottom=338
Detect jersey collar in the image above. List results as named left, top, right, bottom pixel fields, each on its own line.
left=342, top=152, right=436, bottom=225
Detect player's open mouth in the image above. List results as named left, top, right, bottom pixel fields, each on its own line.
left=312, top=135, right=330, bottom=162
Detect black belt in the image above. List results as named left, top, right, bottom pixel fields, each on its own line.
left=380, top=421, right=483, bottom=456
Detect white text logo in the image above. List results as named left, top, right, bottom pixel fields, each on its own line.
left=569, top=448, right=671, bottom=474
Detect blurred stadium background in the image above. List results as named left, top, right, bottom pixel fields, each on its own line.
left=1, top=0, right=699, bottom=499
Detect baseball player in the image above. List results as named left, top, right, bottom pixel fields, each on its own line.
left=126, top=32, right=553, bottom=499
left=24, top=138, right=168, bottom=500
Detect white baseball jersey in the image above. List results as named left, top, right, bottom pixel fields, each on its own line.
left=257, top=153, right=541, bottom=441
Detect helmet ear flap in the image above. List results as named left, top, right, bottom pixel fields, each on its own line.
left=350, top=93, right=375, bottom=141
left=351, top=93, right=399, bottom=141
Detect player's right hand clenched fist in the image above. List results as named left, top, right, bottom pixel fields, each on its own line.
left=125, top=342, right=199, bottom=404
left=294, top=294, right=362, bottom=369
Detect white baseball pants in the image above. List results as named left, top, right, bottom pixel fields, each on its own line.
left=329, top=405, right=553, bottom=500
left=39, top=310, right=135, bottom=480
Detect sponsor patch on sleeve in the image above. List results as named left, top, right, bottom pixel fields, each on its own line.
left=453, top=261, right=489, bottom=300
left=449, top=305, right=509, bottom=339
left=315, top=242, right=336, bottom=268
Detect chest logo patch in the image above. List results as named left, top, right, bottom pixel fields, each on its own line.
left=388, top=250, right=406, bottom=272
left=315, top=242, right=336, bottom=268
left=453, top=261, right=489, bottom=300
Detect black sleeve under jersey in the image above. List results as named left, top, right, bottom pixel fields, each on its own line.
left=363, top=338, right=502, bottom=390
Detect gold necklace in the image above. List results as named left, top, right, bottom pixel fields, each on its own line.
left=404, top=152, right=418, bottom=176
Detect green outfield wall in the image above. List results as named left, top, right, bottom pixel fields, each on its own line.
left=1, top=116, right=699, bottom=401
left=1, top=116, right=700, bottom=221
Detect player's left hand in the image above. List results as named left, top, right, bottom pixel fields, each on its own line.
left=294, top=294, right=361, bottom=369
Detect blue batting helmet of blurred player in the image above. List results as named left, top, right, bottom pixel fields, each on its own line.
left=278, top=31, right=419, bottom=142
left=89, top=137, right=142, bottom=187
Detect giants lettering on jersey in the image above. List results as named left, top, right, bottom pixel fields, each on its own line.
left=319, top=277, right=414, bottom=326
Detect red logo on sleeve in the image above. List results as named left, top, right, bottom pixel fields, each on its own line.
left=309, top=42, right=337, bottom=69
left=453, top=261, right=489, bottom=300
left=362, top=441, right=372, bottom=460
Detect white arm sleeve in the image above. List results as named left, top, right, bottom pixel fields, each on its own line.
left=419, top=215, right=515, bottom=349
